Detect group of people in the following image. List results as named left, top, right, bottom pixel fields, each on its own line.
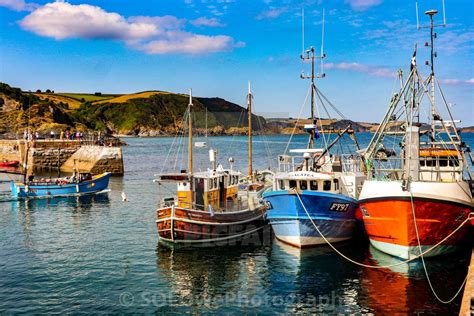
left=23, top=130, right=84, bottom=141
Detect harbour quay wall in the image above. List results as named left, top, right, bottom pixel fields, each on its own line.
left=0, top=140, right=124, bottom=175
left=0, top=139, right=25, bottom=162
left=60, top=145, right=124, bottom=175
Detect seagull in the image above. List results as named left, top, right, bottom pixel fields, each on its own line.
left=121, top=191, right=128, bottom=202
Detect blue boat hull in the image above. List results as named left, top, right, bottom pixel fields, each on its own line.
left=10, top=173, right=111, bottom=199
left=263, top=190, right=358, bottom=247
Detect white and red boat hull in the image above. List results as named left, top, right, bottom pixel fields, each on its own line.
left=359, top=181, right=473, bottom=259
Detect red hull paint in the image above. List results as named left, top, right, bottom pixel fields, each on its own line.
left=360, top=198, right=471, bottom=250
left=0, top=161, right=19, bottom=167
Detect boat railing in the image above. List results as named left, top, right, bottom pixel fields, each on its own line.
left=368, top=156, right=464, bottom=182
left=278, top=154, right=363, bottom=173
left=340, top=154, right=363, bottom=173
left=163, top=198, right=253, bottom=212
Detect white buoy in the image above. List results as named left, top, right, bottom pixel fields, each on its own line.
left=121, top=191, right=128, bottom=202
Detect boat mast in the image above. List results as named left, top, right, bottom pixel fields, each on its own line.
left=247, top=81, right=253, bottom=180
left=188, top=89, right=193, bottom=174
left=300, top=9, right=325, bottom=149
left=417, top=0, right=446, bottom=142
left=426, top=9, right=438, bottom=143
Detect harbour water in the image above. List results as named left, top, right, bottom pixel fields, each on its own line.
left=0, top=134, right=472, bottom=314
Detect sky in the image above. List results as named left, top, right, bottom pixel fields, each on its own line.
left=0, top=0, right=473, bottom=125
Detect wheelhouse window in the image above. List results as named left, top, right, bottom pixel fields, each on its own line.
left=425, top=158, right=434, bottom=167
left=448, top=157, right=460, bottom=167
left=310, top=180, right=318, bottom=191
left=420, top=158, right=425, bottom=167
left=333, top=179, right=339, bottom=191
left=323, top=180, right=331, bottom=191
left=300, top=181, right=308, bottom=190
left=214, top=178, right=218, bottom=188
left=439, top=158, right=448, bottom=167
left=289, top=180, right=297, bottom=189
left=278, top=180, right=285, bottom=190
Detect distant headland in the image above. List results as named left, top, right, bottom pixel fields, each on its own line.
left=1, top=82, right=472, bottom=138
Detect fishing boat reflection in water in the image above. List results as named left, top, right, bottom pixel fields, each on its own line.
left=360, top=245, right=470, bottom=314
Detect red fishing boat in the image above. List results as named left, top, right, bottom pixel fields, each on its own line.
left=359, top=9, right=473, bottom=259
left=0, top=160, right=19, bottom=168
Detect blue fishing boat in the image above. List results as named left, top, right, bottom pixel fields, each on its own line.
left=10, top=172, right=111, bottom=199
left=263, top=143, right=365, bottom=247
left=262, top=24, right=365, bottom=248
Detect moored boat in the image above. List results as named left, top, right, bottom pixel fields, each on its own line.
left=10, top=172, right=111, bottom=198
left=262, top=18, right=365, bottom=248
left=359, top=9, right=474, bottom=259
left=155, top=87, right=269, bottom=246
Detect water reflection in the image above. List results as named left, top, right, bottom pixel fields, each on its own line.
left=269, top=239, right=368, bottom=314
left=155, top=242, right=272, bottom=311
left=360, top=245, right=470, bottom=314
left=10, top=193, right=111, bottom=214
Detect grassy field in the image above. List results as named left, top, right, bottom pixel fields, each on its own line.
left=93, top=91, right=168, bottom=104
left=56, top=93, right=120, bottom=103
left=34, top=93, right=82, bottom=110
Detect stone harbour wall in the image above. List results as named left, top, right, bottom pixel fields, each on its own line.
left=0, top=140, right=124, bottom=175
left=60, top=146, right=124, bottom=175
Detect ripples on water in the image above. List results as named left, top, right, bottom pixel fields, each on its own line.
left=0, top=134, right=472, bottom=314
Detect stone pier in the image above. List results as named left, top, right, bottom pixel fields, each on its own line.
left=0, top=140, right=124, bottom=175
left=60, top=145, right=124, bottom=175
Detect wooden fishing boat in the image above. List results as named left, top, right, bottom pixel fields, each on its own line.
left=359, top=9, right=473, bottom=259
left=155, top=87, right=269, bottom=245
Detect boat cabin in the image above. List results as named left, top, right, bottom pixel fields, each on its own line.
left=418, top=148, right=463, bottom=182
left=170, top=169, right=241, bottom=211
left=274, top=172, right=341, bottom=194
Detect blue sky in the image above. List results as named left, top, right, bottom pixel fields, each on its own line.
left=0, top=0, right=473, bottom=125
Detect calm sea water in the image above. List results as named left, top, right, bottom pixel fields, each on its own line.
left=0, top=134, right=472, bottom=314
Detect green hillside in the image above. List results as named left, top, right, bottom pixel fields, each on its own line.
left=0, top=82, right=266, bottom=136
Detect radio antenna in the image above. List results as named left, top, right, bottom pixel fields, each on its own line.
left=415, top=0, right=447, bottom=141
left=300, top=9, right=327, bottom=149
left=416, top=1, right=420, bottom=29
left=301, top=8, right=305, bottom=58
left=320, top=9, right=325, bottom=76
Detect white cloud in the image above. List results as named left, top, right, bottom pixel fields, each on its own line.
left=364, top=18, right=473, bottom=54
left=18, top=1, right=243, bottom=55
left=138, top=32, right=244, bottom=55
left=256, top=7, right=288, bottom=20
left=345, top=0, right=382, bottom=11
left=0, top=0, right=37, bottom=11
left=441, top=78, right=474, bottom=86
left=325, top=62, right=396, bottom=78
left=128, top=16, right=185, bottom=30
left=190, top=17, right=224, bottom=27
left=20, top=2, right=159, bottom=40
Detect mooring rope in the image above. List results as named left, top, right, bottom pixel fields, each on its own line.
left=294, top=190, right=472, bottom=269
left=409, top=191, right=471, bottom=304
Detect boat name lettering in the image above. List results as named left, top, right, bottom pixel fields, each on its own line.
left=329, top=203, right=349, bottom=212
